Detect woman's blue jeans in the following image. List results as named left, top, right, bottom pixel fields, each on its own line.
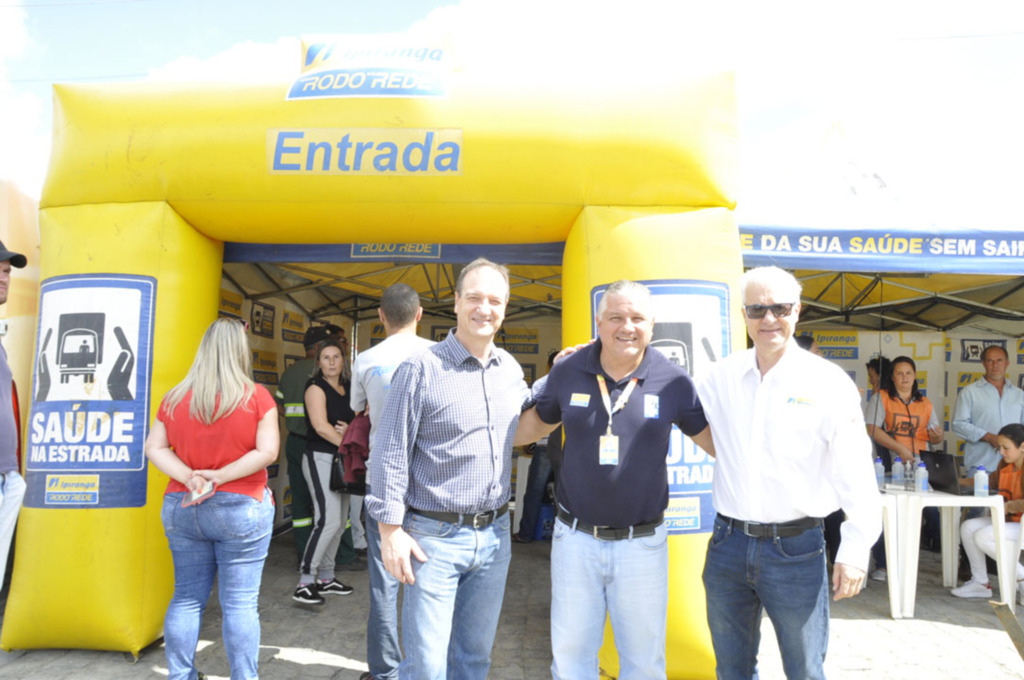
left=161, top=489, right=274, bottom=680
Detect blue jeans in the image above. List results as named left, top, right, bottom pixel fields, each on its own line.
left=703, top=516, right=829, bottom=680
left=162, top=489, right=274, bottom=680
left=366, top=512, right=401, bottom=679
left=517, top=445, right=552, bottom=541
left=550, top=518, right=668, bottom=680
left=0, top=471, right=25, bottom=590
left=399, top=510, right=511, bottom=680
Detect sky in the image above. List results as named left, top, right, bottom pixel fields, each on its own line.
left=2, top=0, right=1024, bottom=230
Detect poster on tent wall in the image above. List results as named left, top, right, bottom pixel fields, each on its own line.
left=591, top=280, right=730, bottom=536
left=24, top=274, right=155, bottom=509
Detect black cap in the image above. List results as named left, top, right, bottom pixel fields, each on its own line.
left=0, top=240, right=26, bottom=268
left=303, top=323, right=344, bottom=348
left=304, top=326, right=331, bottom=348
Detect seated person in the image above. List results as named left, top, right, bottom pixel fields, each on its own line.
left=951, top=423, right=1024, bottom=601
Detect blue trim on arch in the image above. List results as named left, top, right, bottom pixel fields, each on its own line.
left=223, top=242, right=565, bottom=265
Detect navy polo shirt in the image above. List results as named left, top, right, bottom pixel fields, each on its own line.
left=536, top=339, right=708, bottom=528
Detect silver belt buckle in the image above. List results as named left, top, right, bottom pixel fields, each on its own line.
left=472, top=512, right=490, bottom=529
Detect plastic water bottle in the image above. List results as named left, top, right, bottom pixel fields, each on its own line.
left=915, top=461, right=929, bottom=492
left=874, top=457, right=885, bottom=489
left=892, top=456, right=904, bottom=487
left=975, top=466, right=989, bottom=497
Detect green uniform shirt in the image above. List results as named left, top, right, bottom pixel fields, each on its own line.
left=275, top=358, right=314, bottom=437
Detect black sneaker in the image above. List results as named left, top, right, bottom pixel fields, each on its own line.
left=293, top=583, right=325, bottom=605
left=318, top=578, right=354, bottom=595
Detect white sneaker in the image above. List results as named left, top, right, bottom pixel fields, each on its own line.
left=951, top=579, right=992, bottom=599
left=870, top=568, right=887, bottom=582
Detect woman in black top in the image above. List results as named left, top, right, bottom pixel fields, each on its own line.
left=293, top=339, right=356, bottom=605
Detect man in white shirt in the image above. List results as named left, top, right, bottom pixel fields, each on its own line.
left=952, top=344, right=1024, bottom=476
left=349, top=283, right=434, bottom=680
left=697, top=266, right=881, bottom=680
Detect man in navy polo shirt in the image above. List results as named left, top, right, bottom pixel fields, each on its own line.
left=534, top=279, right=714, bottom=680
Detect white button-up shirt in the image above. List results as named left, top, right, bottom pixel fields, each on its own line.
left=698, top=345, right=882, bottom=571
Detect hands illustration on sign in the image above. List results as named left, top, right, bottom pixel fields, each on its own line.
left=107, top=326, right=135, bottom=401
left=35, top=328, right=52, bottom=402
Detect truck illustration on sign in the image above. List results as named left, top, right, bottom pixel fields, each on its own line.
left=57, top=313, right=105, bottom=384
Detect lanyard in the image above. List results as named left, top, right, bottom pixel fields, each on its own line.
left=596, top=374, right=638, bottom=436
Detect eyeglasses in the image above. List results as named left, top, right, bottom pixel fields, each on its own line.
left=743, top=303, right=796, bottom=319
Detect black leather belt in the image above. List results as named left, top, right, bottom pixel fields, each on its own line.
left=717, top=513, right=822, bottom=538
left=556, top=507, right=663, bottom=541
left=410, top=503, right=509, bottom=530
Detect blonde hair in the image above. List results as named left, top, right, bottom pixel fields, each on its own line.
left=163, top=318, right=256, bottom=425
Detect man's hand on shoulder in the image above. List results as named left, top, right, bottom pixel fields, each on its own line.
left=832, top=562, right=866, bottom=601
left=553, top=340, right=594, bottom=364
left=380, top=522, right=428, bottom=584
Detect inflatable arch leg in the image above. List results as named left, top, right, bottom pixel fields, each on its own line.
left=1, top=202, right=222, bottom=653
left=561, top=206, right=745, bottom=680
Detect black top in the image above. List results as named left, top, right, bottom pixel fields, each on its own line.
left=304, top=373, right=355, bottom=453
left=535, top=340, right=708, bottom=527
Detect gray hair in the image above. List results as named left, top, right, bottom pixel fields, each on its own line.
left=738, top=266, right=802, bottom=304
left=597, top=280, right=653, bottom=317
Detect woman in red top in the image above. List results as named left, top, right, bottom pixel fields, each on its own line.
left=144, top=318, right=279, bottom=680
left=952, top=423, right=1024, bottom=602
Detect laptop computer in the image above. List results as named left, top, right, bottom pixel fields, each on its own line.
left=919, top=450, right=975, bottom=495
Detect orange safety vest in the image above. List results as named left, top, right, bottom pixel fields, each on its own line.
left=998, top=463, right=1024, bottom=523
left=879, top=391, right=932, bottom=456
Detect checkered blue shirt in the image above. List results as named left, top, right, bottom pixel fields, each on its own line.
left=365, top=329, right=531, bottom=525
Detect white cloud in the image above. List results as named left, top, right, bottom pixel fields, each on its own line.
left=5, top=0, right=1024, bottom=229
left=0, top=1, right=49, bottom=200
left=145, top=37, right=301, bottom=82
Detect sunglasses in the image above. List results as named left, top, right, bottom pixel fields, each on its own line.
left=744, top=303, right=796, bottom=319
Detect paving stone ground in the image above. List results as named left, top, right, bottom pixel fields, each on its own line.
left=0, top=533, right=1021, bottom=678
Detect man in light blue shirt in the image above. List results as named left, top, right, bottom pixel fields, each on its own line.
left=349, top=283, right=433, bottom=680
left=952, top=345, right=1024, bottom=474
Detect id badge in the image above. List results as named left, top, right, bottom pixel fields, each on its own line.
left=599, top=434, right=619, bottom=466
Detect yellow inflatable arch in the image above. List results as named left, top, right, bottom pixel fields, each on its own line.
left=5, top=32, right=743, bottom=679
